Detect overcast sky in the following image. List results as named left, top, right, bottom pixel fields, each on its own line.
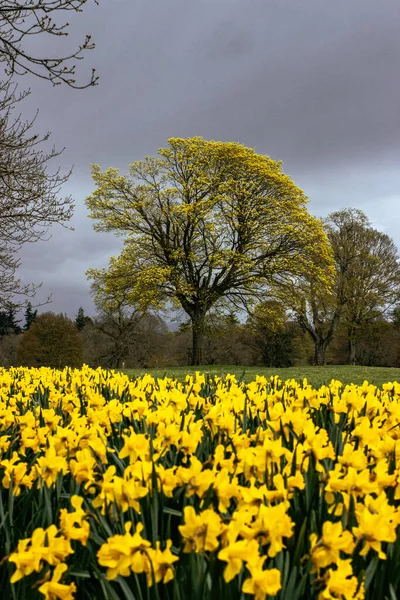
left=9, top=0, right=400, bottom=319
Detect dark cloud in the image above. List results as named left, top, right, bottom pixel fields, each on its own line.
left=7, top=0, right=400, bottom=317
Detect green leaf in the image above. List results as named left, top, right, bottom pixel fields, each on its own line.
left=364, top=556, right=379, bottom=591
left=117, top=576, right=139, bottom=600
left=163, top=507, right=183, bottom=517
left=69, top=570, right=92, bottom=578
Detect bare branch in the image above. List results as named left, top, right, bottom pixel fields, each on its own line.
left=0, top=0, right=98, bottom=87
left=0, top=77, right=73, bottom=308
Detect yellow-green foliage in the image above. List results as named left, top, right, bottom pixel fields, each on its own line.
left=85, top=137, right=334, bottom=315
left=1, top=366, right=400, bottom=598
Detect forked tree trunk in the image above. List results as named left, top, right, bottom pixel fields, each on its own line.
left=298, top=307, right=342, bottom=368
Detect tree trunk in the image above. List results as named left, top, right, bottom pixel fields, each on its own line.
left=191, top=312, right=205, bottom=366
left=348, top=329, right=357, bottom=365
left=314, top=339, right=327, bottom=365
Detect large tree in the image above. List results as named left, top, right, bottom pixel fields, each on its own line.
left=0, top=0, right=98, bottom=88
left=0, top=78, right=73, bottom=307
left=340, top=219, right=400, bottom=365
left=287, top=209, right=400, bottom=365
left=86, top=137, right=333, bottom=365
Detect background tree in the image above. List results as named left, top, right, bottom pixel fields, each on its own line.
left=17, top=312, right=83, bottom=367
left=0, top=0, right=98, bottom=88
left=187, top=311, right=251, bottom=366
left=282, top=210, right=365, bottom=365
left=0, top=302, right=22, bottom=366
left=86, top=137, right=334, bottom=365
left=0, top=331, right=20, bottom=366
left=328, top=317, right=400, bottom=368
left=339, top=218, right=400, bottom=364
left=82, top=281, right=169, bottom=368
left=23, top=301, right=37, bottom=331
left=391, top=304, right=400, bottom=330
left=282, top=208, right=400, bottom=365
left=80, top=309, right=168, bottom=369
left=90, top=306, right=141, bottom=369
left=75, top=306, right=92, bottom=331
left=244, top=300, right=300, bottom=368
left=203, top=311, right=249, bottom=366
left=0, top=304, right=21, bottom=334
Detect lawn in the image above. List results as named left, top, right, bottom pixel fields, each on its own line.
left=122, top=364, right=400, bottom=388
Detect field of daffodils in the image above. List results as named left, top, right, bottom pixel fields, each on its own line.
left=1, top=366, right=400, bottom=599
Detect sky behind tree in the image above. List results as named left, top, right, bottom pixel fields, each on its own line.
left=11, top=0, right=400, bottom=318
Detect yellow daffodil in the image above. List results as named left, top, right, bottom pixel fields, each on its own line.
left=38, top=563, right=77, bottom=600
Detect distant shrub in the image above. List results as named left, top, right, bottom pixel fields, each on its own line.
left=17, top=312, right=83, bottom=368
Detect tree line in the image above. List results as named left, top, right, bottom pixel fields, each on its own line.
left=1, top=290, right=400, bottom=369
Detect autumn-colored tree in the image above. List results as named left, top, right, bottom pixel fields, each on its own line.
left=17, top=312, right=83, bottom=368
left=86, top=137, right=333, bottom=365
left=286, top=209, right=400, bottom=365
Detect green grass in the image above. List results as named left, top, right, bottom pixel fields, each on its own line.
left=121, top=364, right=400, bottom=388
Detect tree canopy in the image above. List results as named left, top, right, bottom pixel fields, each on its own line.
left=86, top=137, right=334, bottom=365
left=286, top=208, right=400, bottom=365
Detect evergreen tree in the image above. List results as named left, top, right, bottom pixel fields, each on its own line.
left=8, top=306, right=21, bottom=333
left=0, top=305, right=21, bottom=335
left=23, top=302, right=37, bottom=331
left=75, top=307, right=93, bottom=331
left=0, top=311, right=10, bottom=335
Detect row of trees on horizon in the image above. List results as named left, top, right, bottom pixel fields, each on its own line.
left=1, top=278, right=400, bottom=370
